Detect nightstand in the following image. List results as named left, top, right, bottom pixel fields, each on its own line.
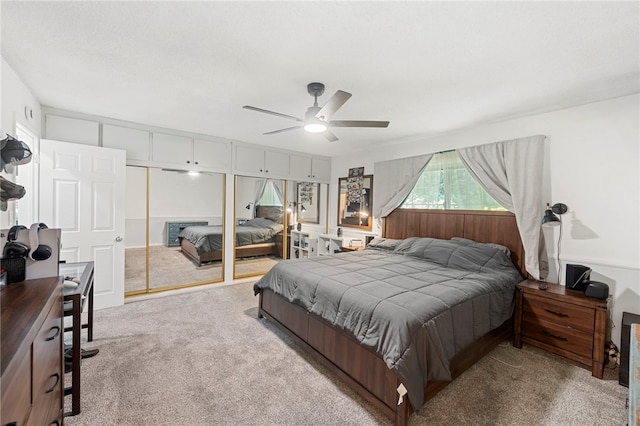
left=514, top=279, right=609, bottom=379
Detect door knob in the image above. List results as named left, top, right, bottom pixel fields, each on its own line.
left=115, top=236, right=123, bottom=242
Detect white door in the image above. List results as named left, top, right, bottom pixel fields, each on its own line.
left=39, top=139, right=126, bottom=309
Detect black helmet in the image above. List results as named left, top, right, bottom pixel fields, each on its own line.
left=1, top=134, right=32, bottom=172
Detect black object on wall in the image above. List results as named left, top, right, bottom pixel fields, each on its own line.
left=620, top=311, right=640, bottom=387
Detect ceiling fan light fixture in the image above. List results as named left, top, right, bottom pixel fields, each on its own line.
left=304, top=122, right=327, bottom=133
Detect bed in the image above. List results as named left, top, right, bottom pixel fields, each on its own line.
left=253, top=209, right=526, bottom=425
left=179, top=206, right=284, bottom=266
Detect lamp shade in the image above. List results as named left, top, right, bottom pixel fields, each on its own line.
left=541, top=202, right=567, bottom=227
left=542, top=208, right=561, bottom=226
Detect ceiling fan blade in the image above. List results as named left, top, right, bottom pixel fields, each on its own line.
left=243, top=105, right=305, bottom=123
left=323, top=129, right=339, bottom=142
left=329, top=120, right=390, bottom=128
left=315, top=90, right=352, bottom=121
left=263, top=125, right=303, bottom=135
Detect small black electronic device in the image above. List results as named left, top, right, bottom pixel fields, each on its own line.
left=566, top=263, right=591, bottom=291
left=584, top=281, right=609, bottom=300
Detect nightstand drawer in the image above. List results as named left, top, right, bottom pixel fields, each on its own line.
left=523, top=293, right=594, bottom=333
left=522, top=318, right=593, bottom=358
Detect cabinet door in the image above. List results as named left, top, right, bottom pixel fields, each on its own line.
left=194, top=139, right=229, bottom=171
left=311, top=157, right=331, bottom=181
left=290, top=155, right=330, bottom=181
left=45, top=115, right=100, bottom=146
left=264, top=150, right=290, bottom=177
left=290, top=155, right=313, bottom=180
left=152, top=133, right=193, bottom=165
left=235, top=145, right=266, bottom=175
left=103, top=124, right=150, bottom=161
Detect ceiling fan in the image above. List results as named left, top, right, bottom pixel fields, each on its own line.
left=243, top=82, right=389, bottom=142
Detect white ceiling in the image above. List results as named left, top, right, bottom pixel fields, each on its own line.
left=2, top=1, right=638, bottom=157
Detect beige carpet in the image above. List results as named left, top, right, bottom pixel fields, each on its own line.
left=65, top=282, right=628, bottom=425
left=125, top=246, right=279, bottom=293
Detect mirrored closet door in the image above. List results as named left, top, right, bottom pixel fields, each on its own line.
left=124, top=166, right=225, bottom=295
left=233, top=176, right=287, bottom=279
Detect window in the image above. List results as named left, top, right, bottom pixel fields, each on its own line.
left=257, top=180, right=282, bottom=206
left=401, top=151, right=504, bottom=210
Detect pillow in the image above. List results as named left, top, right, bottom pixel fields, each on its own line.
left=404, top=238, right=458, bottom=265
left=450, top=237, right=511, bottom=256
left=404, top=237, right=517, bottom=272
left=243, top=217, right=275, bottom=228
left=366, top=238, right=402, bottom=251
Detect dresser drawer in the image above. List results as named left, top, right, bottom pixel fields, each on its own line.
left=31, top=300, right=63, bottom=426
left=0, top=346, right=32, bottom=426
left=523, top=293, right=595, bottom=333
left=523, top=317, right=593, bottom=358
left=165, top=221, right=208, bottom=247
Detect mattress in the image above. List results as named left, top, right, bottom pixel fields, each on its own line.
left=179, top=217, right=284, bottom=255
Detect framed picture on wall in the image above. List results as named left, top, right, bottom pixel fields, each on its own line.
left=296, top=182, right=319, bottom=224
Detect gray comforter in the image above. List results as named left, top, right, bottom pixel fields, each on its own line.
left=253, top=236, right=523, bottom=410
left=179, top=218, right=284, bottom=255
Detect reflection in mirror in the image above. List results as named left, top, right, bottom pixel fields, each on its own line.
left=286, top=181, right=329, bottom=259
left=338, top=174, right=373, bottom=230
left=234, top=176, right=286, bottom=278
left=296, top=182, right=320, bottom=224
left=124, top=167, right=224, bottom=294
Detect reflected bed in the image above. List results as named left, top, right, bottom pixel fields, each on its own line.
left=179, top=207, right=284, bottom=266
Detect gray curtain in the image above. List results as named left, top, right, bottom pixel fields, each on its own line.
left=373, top=154, right=433, bottom=219
left=457, top=135, right=547, bottom=280
left=271, top=180, right=284, bottom=205
left=252, top=179, right=267, bottom=218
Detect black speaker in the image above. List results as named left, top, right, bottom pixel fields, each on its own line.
left=565, top=263, right=591, bottom=290
left=584, top=281, right=609, bottom=300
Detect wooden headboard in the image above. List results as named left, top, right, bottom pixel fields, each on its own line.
left=382, top=209, right=526, bottom=277
left=256, top=205, right=284, bottom=223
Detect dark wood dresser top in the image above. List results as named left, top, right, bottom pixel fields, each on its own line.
left=1, top=276, right=62, bottom=377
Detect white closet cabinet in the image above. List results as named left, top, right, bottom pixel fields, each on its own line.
left=152, top=133, right=193, bottom=165
left=152, top=133, right=229, bottom=171
left=234, top=145, right=289, bottom=178
left=290, top=155, right=331, bottom=182
left=103, top=124, right=150, bottom=161
left=193, top=139, right=230, bottom=171
left=45, top=115, right=99, bottom=146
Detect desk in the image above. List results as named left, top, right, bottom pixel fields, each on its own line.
left=60, top=261, right=94, bottom=416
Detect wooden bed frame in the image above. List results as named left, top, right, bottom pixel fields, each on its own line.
left=257, top=209, right=527, bottom=426
left=180, top=205, right=284, bottom=266
left=181, top=238, right=278, bottom=266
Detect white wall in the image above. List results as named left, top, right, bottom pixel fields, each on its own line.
left=332, top=94, right=640, bottom=346
left=125, top=167, right=224, bottom=247
left=1, top=58, right=42, bottom=228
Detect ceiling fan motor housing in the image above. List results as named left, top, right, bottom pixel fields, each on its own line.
left=307, top=82, right=325, bottom=98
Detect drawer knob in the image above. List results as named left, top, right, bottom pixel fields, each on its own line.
left=46, top=373, right=60, bottom=393
left=542, top=329, right=568, bottom=341
left=46, top=325, right=61, bottom=341
left=544, top=308, right=568, bottom=317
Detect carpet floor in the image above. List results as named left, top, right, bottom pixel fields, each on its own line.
left=125, top=246, right=279, bottom=293
left=65, top=282, right=628, bottom=425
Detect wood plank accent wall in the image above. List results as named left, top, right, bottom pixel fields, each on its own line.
left=382, top=209, right=526, bottom=277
